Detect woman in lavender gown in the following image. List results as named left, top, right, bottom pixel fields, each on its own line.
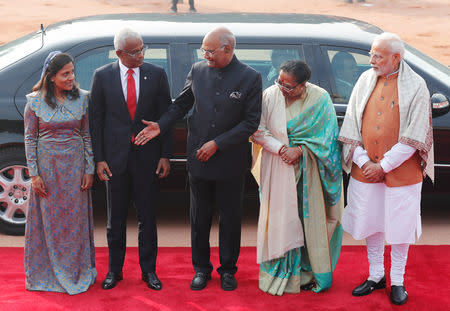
left=24, top=52, right=96, bottom=294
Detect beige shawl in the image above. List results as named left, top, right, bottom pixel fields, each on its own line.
left=338, top=60, right=434, bottom=181
left=252, top=84, right=324, bottom=264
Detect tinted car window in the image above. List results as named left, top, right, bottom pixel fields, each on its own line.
left=323, top=47, right=370, bottom=103
left=192, top=46, right=305, bottom=90
left=74, top=45, right=170, bottom=90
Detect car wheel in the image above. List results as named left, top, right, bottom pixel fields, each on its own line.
left=0, top=147, right=30, bottom=235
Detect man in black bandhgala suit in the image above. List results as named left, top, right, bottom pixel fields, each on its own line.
left=135, top=27, right=262, bottom=291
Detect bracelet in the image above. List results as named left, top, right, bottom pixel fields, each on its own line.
left=278, top=144, right=287, bottom=155
left=297, top=145, right=302, bottom=153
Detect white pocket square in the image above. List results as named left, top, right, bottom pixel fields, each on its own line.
left=229, top=91, right=242, bottom=99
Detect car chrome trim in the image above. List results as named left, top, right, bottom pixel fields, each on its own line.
left=172, top=159, right=450, bottom=166
left=334, top=103, right=348, bottom=108
left=435, top=163, right=450, bottom=168
left=170, top=159, right=187, bottom=163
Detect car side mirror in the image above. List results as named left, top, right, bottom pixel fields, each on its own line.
left=431, top=93, right=449, bottom=118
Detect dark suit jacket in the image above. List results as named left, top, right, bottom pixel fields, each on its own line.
left=158, top=55, right=262, bottom=180
left=89, top=61, right=173, bottom=175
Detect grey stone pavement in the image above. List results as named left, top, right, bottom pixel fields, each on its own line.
left=1, top=191, right=449, bottom=247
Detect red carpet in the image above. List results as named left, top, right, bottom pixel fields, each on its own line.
left=1, top=246, right=449, bottom=311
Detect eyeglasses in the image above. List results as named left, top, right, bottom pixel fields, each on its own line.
left=369, top=52, right=383, bottom=61
left=120, top=46, right=147, bottom=58
left=275, top=79, right=301, bottom=92
left=200, top=46, right=225, bottom=57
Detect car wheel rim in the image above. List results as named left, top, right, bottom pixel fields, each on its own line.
left=0, top=165, right=31, bottom=225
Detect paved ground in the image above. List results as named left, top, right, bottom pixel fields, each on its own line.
left=1, top=191, right=449, bottom=247
left=1, top=0, right=449, bottom=65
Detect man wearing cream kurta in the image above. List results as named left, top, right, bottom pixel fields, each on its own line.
left=338, top=33, right=433, bottom=305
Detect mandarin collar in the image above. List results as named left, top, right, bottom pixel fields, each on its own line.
left=383, top=69, right=399, bottom=80
left=217, top=54, right=238, bottom=72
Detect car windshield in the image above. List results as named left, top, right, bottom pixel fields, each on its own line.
left=404, top=43, right=450, bottom=85
left=0, top=32, right=42, bottom=71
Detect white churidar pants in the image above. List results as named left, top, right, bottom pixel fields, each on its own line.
left=343, top=177, right=422, bottom=285
left=366, top=232, right=410, bottom=286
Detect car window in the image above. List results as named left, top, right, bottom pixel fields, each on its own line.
left=74, top=45, right=170, bottom=91
left=324, top=47, right=370, bottom=103
left=192, top=46, right=305, bottom=90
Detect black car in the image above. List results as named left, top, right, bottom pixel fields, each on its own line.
left=0, top=13, right=449, bottom=235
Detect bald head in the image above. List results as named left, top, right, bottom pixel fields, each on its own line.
left=201, top=27, right=236, bottom=68
left=205, top=27, right=236, bottom=51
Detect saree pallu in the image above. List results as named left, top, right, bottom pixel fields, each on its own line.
left=259, top=89, right=344, bottom=294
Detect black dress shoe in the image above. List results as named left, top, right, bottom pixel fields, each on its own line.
left=102, top=271, right=123, bottom=290
left=390, top=285, right=408, bottom=305
left=190, top=272, right=211, bottom=290
left=300, top=282, right=315, bottom=291
left=142, top=272, right=162, bottom=290
left=352, top=276, right=386, bottom=296
left=220, top=272, right=237, bottom=291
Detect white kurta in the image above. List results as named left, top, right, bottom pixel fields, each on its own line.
left=342, top=177, right=422, bottom=244
left=342, top=144, right=422, bottom=244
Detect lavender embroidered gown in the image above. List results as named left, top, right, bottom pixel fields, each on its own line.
left=24, top=90, right=96, bottom=295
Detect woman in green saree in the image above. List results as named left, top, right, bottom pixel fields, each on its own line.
left=252, top=60, right=344, bottom=295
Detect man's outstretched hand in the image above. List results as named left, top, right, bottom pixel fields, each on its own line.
left=134, top=120, right=161, bottom=145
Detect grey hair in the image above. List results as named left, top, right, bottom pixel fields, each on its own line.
left=219, top=32, right=236, bottom=51
left=114, top=27, right=143, bottom=51
left=373, top=32, right=405, bottom=58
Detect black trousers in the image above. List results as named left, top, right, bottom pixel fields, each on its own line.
left=106, top=148, right=158, bottom=274
left=172, top=0, right=195, bottom=7
left=189, top=173, right=244, bottom=275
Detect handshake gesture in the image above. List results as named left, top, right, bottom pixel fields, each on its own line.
left=134, top=119, right=219, bottom=162
left=134, top=120, right=161, bottom=145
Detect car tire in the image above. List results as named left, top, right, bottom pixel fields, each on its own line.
left=0, top=147, right=30, bottom=236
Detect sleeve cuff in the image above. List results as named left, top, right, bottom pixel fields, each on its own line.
left=353, top=146, right=370, bottom=168
left=379, top=158, right=392, bottom=173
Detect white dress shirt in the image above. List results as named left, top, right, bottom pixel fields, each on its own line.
left=118, top=59, right=140, bottom=103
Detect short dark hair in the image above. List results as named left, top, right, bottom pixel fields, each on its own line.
left=279, top=60, right=311, bottom=84
left=32, top=53, right=80, bottom=109
left=331, top=52, right=356, bottom=69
